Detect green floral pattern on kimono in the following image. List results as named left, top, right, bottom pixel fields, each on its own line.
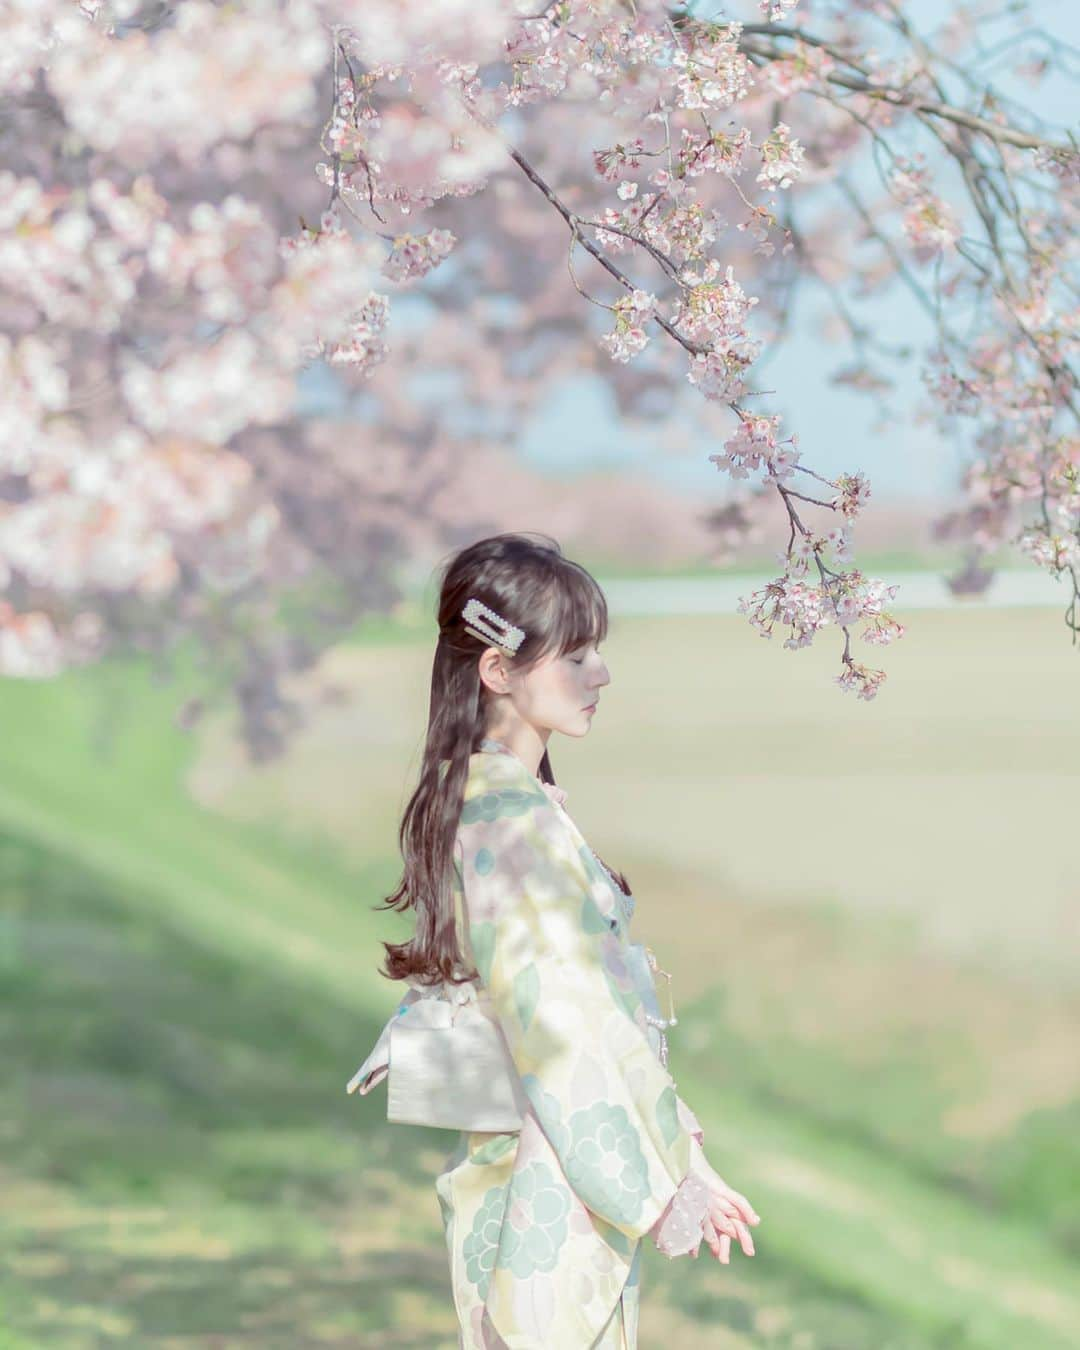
left=435, top=742, right=703, bottom=1349
left=463, top=1185, right=506, bottom=1300
left=501, top=1159, right=571, bottom=1278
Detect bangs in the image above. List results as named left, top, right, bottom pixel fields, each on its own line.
left=536, top=563, right=609, bottom=659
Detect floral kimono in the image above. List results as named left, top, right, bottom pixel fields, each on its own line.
left=434, top=738, right=710, bottom=1349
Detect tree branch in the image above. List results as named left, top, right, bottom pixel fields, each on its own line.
left=737, top=27, right=1069, bottom=153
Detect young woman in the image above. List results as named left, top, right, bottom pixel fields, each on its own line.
left=375, top=532, right=760, bottom=1348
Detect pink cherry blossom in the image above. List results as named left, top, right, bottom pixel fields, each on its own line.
left=757, top=123, right=807, bottom=191
left=382, top=228, right=458, bottom=284
left=599, top=289, right=657, bottom=363
left=0, top=0, right=1074, bottom=719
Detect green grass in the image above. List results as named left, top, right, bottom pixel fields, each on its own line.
left=1, top=626, right=1079, bottom=1347
left=0, top=658, right=409, bottom=1016
left=10, top=820, right=1075, bottom=1350
left=0, top=824, right=455, bottom=1348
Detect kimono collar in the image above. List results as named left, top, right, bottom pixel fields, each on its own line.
left=477, top=737, right=569, bottom=808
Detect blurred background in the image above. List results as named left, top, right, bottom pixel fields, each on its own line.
left=2, top=540, right=1078, bottom=1347
left=3, top=0, right=1079, bottom=1344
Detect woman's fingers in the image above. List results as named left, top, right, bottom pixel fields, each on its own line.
left=701, top=1216, right=721, bottom=1260
left=708, top=1205, right=740, bottom=1241
left=720, top=1209, right=757, bottom=1256
left=707, top=1202, right=757, bottom=1258
left=712, top=1178, right=761, bottom=1228
left=705, top=1218, right=732, bottom=1265
left=695, top=1160, right=762, bottom=1263
left=696, top=1157, right=761, bottom=1229
left=734, top=1218, right=755, bottom=1257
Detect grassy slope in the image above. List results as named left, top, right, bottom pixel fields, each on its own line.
left=1, top=650, right=1078, bottom=1347
left=0, top=823, right=453, bottom=1349
left=0, top=660, right=399, bottom=1017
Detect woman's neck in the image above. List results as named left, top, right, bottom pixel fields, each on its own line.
left=479, top=729, right=547, bottom=780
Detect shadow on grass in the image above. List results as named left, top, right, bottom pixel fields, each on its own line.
left=0, top=828, right=460, bottom=1347
left=5, top=821, right=1078, bottom=1350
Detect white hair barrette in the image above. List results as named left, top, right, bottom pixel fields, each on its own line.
left=461, top=597, right=525, bottom=656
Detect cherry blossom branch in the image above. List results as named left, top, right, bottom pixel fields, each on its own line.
left=496, top=134, right=707, bottom=357
left=573, top=212, right=684, bottom=284
left=737, top=25, right=1071, bottom=153
left=741, top=19, right=1080, bottom=434
left=459, top=110, right=886, bottom=690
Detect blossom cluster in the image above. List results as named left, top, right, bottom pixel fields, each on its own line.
left=670, top=21, right=755, bottom=111
left=761, top=39, right=835, bottom=97
left=275, top=212, right=391, bottom=374
left=708, top=413, right=799, bottom=482
left=45, top=1, right=328, bottom=165
left=592, top=195, right=724, bottom=267
left=381, top=229, right=457, bottom=284
left=756, top=123, right=807, bottom=191
left=672, top=126, right=753, bottom=182
left=147, top=195, right=280, bottom=327
left=0, top=604, right=102, bottom=679
left=338, top=0, right=512, bottom=72
left=502, top=16, right=571, bottom=107
left=1031, top=144, right=1080, bottom=185
left=831, top=472, right=873, bottom=523
left=760, top=0, right=802, bottom=22
left=922, top=349, right=981, bottom=419
left=687, top=348, right=761, bottom=403
left=781, top=525, right=855, bottom=573
left=593, top=138, right=647, bottom=183
left=121, top=331, right=294, bottom=444
left=599, top=289, right=657, bottom=363
left=670, top=261, right=759, bottom=346
left=736, top=567, right=902, bottom=697
left=888, top=156, right=961, bottom=262
left=1, top=171, right=148, bottom=331
left=1017, top=523, right=1080, bottom=574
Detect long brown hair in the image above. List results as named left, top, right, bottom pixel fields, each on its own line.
left=373, top=531, right=631, bottom=988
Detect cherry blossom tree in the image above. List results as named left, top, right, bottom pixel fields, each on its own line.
left=2, top=0, right=1076, bottom=755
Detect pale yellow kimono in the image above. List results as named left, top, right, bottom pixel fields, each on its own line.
left=434, top=740, right=706, bottom=1349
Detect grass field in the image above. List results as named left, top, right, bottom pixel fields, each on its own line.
left=2, top=602, right=1078, bottom=1347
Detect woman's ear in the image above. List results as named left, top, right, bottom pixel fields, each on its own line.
left=477, top=646, right=512, bottom=696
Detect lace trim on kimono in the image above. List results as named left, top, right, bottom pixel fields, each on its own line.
left=651, top=1135, right=712, bottom=1259
left=650, top=1098, right=710, bottom=1257
left=652, top=1166, right=711, bottom=1258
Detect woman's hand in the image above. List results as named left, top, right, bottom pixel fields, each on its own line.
left=649, top=1137, right=762, bottom=1263
left=694, top=1152, right=760, bottom=1264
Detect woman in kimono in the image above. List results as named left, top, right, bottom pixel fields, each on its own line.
left=374, top=532, right=760, bottom=1348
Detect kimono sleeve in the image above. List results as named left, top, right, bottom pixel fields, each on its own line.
left=456, top=783, right=697, bottom=1243
left=677, top=1095, right=705, bottom=1145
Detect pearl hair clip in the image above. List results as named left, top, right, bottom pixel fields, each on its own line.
left=462, top=597, right=526, bottom=656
